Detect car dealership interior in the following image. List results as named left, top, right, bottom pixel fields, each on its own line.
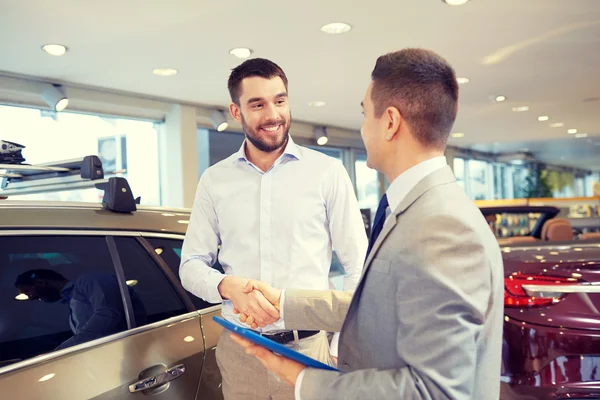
left=1, top=1, right=599, bottom=399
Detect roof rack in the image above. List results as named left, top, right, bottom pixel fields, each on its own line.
left=0, top=155, right=138, bottom=213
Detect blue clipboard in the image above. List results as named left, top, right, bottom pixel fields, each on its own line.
left=213, top=316, right=339, bottom=371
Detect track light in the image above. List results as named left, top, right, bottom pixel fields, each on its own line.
left=42, top=84, right=69, bottom=112
left=210, top=110, right=229, bottom=132
left=314, top=126, right=328, bottom=146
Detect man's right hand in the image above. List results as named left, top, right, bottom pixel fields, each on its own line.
left=218, top=276, right=280, bottom=326
left=233, top=280, right=282, bottom=329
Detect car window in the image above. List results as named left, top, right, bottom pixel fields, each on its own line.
left=113, top=237, right=188, bottom=326
left=144, top=237, right=219, bottom=310
left=0, top=235, right=127, bottom=368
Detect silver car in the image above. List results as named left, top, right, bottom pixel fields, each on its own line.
left=0, top=157, right=225, bottom=399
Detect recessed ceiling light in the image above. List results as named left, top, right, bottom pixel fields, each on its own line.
left=178, top=220, right=190, bottom=224
left=442, top=0, right=470, bottom=5
left=550, top=122, right=565, bottom=128
left=512, top=106, right=529, bottom=112
left=229, top=48, right=252, bottom=58
left=456, top=77, right=469, bottom=84
left=184, top=336, right=195, bottom=343
left=152, top=68, right=178, bottom=76
left=567, top=129, right=577, bottom=134
left=451, top=132, right=465, bottom=138
left=15, top=293, right=29, bottom=301
left=308, top=101, right=326, bottom=107
left=320, top=22, right=352, bottom=34
left=126, top=280, right=138, bottom=286
left=495, top=95, right=506, bottom=102
left=537, top=116, right=549, bottom=122
left=575, top=133, right=588, bottom=139
left=41, top=44, right=68, bottom=56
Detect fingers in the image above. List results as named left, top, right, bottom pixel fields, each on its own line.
left=252, top=291, right=280, bottom=320
left=242, top=280, right=255, bottom=294
left=230, top=333, right=253, bottom=348
left=233, top=308, right=240, bottom=315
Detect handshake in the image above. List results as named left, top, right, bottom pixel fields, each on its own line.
left=218, top=276, right=283, bottom=329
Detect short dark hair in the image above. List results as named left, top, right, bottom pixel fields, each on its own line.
left=371, top=48, right=459, bottom=148
left=227, top=58, right=288, bottom=104
left=14, top=269, right=66, bottom=287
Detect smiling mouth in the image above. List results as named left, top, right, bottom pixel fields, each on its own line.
left=261, top=124, right=282, bottom=133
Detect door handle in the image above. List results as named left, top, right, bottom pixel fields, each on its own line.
left=129, top=364, right=186, bottom=393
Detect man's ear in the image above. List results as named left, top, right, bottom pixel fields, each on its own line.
left=229, top=103, right=242, bottom=123
left=384, top=106, right=402, bottom=142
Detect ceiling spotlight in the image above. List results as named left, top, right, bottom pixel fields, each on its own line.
left=210, top=110, right=229, bottom=132
left=567, top=129, right=577, bottom=134
left=456, top=77, right=470, bottom=84
left=442, top=0, right=470, bottom=5
left=495, top=95, right=506, bottom=102
left=451, top=132, right=465, bottom=138
left=41, top=44, right=68, bottom=56
left=126, top=280, right=138, bottom=287
left=537, top=116, right=549, bottom=122
left=314, top=126, right=328, bottom=146
left=512, top=106, right=529, bottom=112
left=152, top=68, right=178, bottom=76
left=308, top=101, right=326, bottom=107
left=320, top=22, right=352, bottom=34
left=550, top=122, right=564, bottom=128
left=42, top=84, right=69, bottom=112
left=15, top=293, right=29, bottom=301
left=575, top=133, right=588, bottom=139
left=229, top=48, right=252, bottom=59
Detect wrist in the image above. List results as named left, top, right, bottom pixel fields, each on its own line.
left=218, top=276, right=233, bottom=299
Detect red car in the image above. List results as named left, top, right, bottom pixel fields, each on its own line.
left=481, top=206, right=600, bottom=399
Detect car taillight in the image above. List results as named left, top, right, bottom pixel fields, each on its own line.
left=504, top=273, right=575, bottom=307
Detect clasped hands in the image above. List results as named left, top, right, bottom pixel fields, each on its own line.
left=218, top=276, right=282, bottom=328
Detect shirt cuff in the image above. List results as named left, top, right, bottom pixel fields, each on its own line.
left=294, top=368, right=307, bottom=400
left=329, top=332, right=340, bottom=357
left=202, top=271, right=228, bottom=303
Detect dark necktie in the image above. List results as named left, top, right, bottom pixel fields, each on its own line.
left=366, top=194, right=389, bottom=259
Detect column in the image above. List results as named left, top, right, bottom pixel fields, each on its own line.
left=159, top=104, right=198, bottom=208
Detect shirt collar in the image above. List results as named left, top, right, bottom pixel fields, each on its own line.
left=386, top=156, right=448, bottom=213
left=60, top=280, right=75, bottom=303
left=234, top=135, right=302, bottom=164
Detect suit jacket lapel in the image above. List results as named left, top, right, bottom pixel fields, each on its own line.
left=362, top=166, right=456, bottom=270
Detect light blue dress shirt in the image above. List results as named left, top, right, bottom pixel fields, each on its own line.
left=180, top=136, right=367, bottom=333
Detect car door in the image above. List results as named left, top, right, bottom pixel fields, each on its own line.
left=143, top=234, right=224, bottom=400
left=0, top=231, right=205, bottom=400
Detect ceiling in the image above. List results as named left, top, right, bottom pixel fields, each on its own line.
left=0, top=0, right=599, bottom=169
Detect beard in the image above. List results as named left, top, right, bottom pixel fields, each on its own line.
left=241, top=113, right=291, bottom=153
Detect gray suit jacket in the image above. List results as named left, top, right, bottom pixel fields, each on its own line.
left=283, top=166, right=504, bottom=400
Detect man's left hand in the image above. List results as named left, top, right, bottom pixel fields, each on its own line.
left=229, top=333, right=305, bottom=387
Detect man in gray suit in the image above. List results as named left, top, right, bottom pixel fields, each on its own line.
left=231, top=48, right=504, bottom=400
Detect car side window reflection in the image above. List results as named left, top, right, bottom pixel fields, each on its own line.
left=113, top=237, right=188, bottom=326
left=143, top=237, right=220, bottom=310
left=0, top=236, right=127, bottom=368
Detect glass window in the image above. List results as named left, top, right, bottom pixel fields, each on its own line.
left=113, top=237, right=187, bottom=326
left=468, top=160, right=491, bottom=200
left=0, top=105, right=161, bottom=206
left=355, top=151, right=379, bottom=225
left=308, top=146, right=343, bottom=161
left=453, top=158, right=466, bottom=191
left=0, top=235, right=126, bottom=368
left=144, top=237, right=220, bottom=310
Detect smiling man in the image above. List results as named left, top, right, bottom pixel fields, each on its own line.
left=179, top=58, right=367, bottom=399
